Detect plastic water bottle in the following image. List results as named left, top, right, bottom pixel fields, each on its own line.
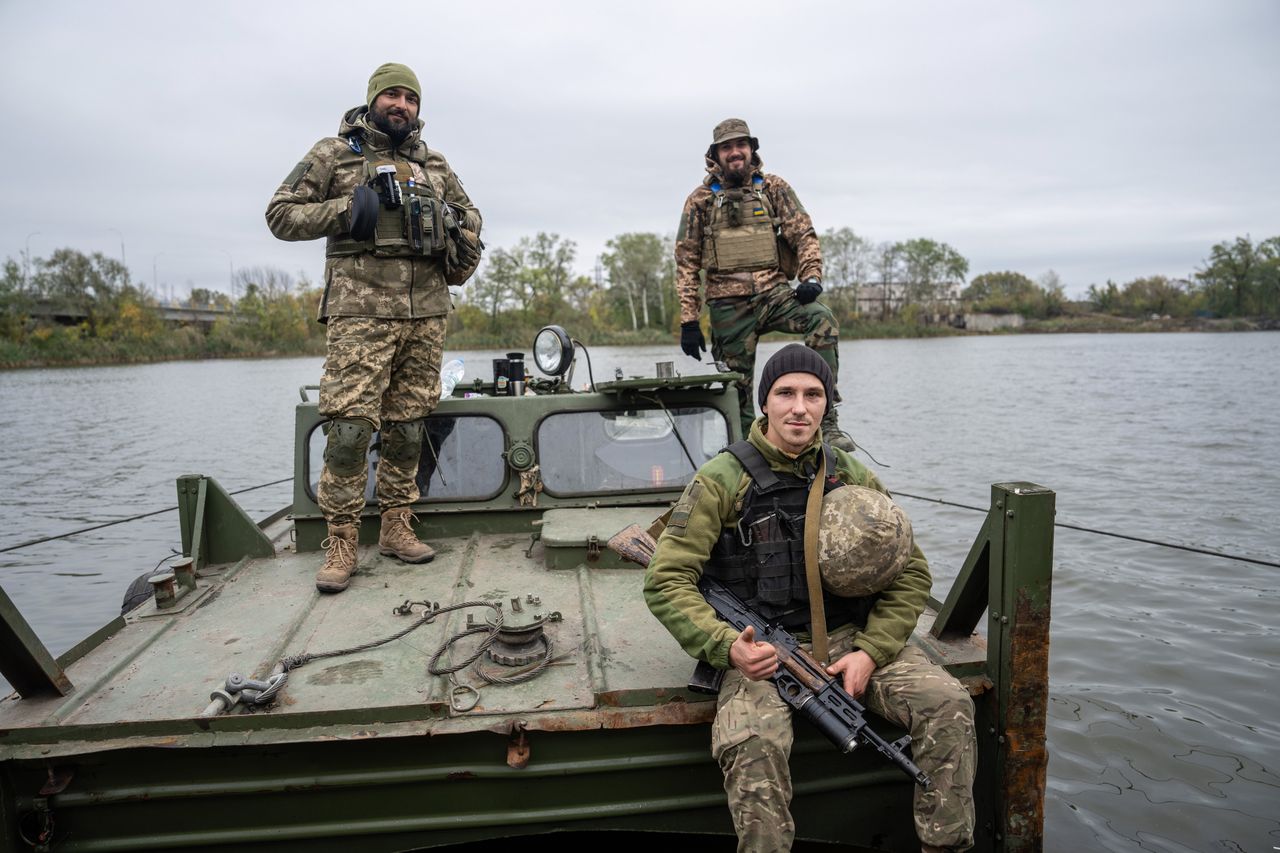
left=439, top=358, right=465, bottom=398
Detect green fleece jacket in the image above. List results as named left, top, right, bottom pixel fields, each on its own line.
left=643, top=419, right=932, bottom=671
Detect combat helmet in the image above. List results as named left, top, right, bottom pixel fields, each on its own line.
left=817, top=486, right=913, bottom=597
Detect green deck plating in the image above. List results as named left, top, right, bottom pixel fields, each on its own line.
left=1, top=353, right=1053, bottom=852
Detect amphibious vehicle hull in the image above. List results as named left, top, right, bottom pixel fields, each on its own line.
left=1, top=359, right=1053, bottom=852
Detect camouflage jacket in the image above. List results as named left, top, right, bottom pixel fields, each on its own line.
left=265, top=107, right=481, bottom=321
left=643, top=419, right=931, bottom=671
left=674, top=153, right=823, bottom=324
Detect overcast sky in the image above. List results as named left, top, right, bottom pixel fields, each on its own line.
left=2, top=1, right=1276, bottom=300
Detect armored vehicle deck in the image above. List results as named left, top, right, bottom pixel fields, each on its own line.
left=1, top=344, right=1052, bottom=852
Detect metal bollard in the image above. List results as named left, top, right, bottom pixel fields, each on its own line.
left=149, top=571, right=177, bottom=609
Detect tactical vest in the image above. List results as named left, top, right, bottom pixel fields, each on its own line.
left=327, top=134, right=451, bottom=260
left=705, top=441, right=879, bottom=632
left=701, top=175, right=781, bottom=274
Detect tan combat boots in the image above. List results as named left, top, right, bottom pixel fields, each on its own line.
left=315, top=524, right=359, bottom=593
left=378, top=507, right=436, bottom=563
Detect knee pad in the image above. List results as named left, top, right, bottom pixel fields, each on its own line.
left=323, top=417, right=374, bottom=477
left=379, top=419, right=424, bottom=467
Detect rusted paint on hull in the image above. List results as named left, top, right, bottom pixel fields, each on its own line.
left=1002, top=588, right=1050, bottom=849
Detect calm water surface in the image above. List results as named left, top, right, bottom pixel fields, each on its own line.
left=2, top=332, right=1277, bottom=852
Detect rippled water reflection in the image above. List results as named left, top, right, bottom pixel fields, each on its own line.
left=1, top=332, right=1277, bottom=852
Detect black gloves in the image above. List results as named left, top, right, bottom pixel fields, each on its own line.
left=680, top=321, right=707, bottom=361
left=794, top=278, right=823, bottom=305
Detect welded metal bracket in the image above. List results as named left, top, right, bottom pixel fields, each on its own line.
left=0, top=585, right=73, bottom=699
left=176, top=475, right=275, bottom=570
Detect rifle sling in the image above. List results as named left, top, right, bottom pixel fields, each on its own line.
left=803, top=446, right=829, bottom=663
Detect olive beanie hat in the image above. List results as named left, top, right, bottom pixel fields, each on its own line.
left=367, top=63, right=421, bottom=107
left=758, top=344, right=834, bottom=414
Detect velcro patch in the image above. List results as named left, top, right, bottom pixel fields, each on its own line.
left=284, top=160, right=312, bottom=191
left=667, top=480, right=704, bottom=536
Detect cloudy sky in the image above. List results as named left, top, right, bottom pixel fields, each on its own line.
left=1, top=1, right=1276, bottom=300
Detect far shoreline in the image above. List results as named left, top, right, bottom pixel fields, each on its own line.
left=2, top=314, right=1274, bottom=372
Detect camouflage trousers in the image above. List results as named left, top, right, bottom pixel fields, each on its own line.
left=711, top=633, right=976, bottom=852
left=317, top=316, right=446, bottom=525
left=708, top=284, right=841, bottom=437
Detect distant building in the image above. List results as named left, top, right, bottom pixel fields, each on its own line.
left=854, top=281, right=963, bottom=322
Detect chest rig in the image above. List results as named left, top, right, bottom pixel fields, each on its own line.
left=327, top=133, right=451, bottom=260
left=701, top=175, right=781, bottom=274
left=706, top=441, right=879, bottom=632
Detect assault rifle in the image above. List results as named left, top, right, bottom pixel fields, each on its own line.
left=697, top=575, right=932, bottom=788
left=606, top=523, right=930, bottom=789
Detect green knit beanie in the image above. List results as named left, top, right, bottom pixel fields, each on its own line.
left=366, top=63, right=421, bottom=107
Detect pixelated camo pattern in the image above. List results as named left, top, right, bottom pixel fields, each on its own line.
left=317, top=316, right=445, bottom=523
left=265, top=107, right=481, bottom=320
left=712, top=635, right=976, bottom=851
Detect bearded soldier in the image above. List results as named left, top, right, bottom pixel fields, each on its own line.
left=675, top=118, right=853, bottom=451
left=266, top=63, right=482, bottom=593
left=644, top=344, right=977, bottom=853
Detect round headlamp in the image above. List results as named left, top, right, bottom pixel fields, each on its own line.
left=533, top=325, right=573, bottom=376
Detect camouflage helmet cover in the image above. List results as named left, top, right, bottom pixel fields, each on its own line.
left=817, top=485, right=914, bottom=597
left=706, top=117, right=760, bottom=161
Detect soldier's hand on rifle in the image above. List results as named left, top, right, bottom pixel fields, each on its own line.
left=827, top=649, right=875, bottom=699
left=730, top=625, right=778, bottom=680
left=680, top=321, right=707, bottom=361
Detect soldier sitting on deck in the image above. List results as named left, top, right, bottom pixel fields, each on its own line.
left=644, top=344, right=977, bottom=852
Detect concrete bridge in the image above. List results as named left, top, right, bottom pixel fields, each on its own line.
left=26, top=300, right=237, bottom=329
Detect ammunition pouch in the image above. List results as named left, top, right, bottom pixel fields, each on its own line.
left=323, top=418, right=374, bottom=477
left=379, top=420, right=424, bottom=468
left=702, top=176, right=781, bottom=274
left=327, top=159, right=449, bottom=260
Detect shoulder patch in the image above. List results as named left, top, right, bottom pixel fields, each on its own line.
left=283, top=160, right=312, bottom=191
left=667, top=480, right=704, bottom=536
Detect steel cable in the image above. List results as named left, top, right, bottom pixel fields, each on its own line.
left=0, top=477, right=293, bottom=555
left=893, top=490, right=1280, bottom=569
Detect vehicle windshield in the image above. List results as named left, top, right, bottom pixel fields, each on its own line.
left=306, top=414, right=507, bottom=503
left=536, top=406, right=729, bottom=495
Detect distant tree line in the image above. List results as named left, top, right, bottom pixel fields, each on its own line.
left=0, top=249, right=324, bottom=366
left=1086, top=235, right=1279, bottom=319
left=3, top=231, right=1275, bottom=366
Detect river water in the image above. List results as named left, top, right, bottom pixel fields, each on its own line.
left=1, top=333, right=1277, bottom=852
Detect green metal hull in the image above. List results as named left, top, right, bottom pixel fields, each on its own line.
left=1, top=367, right=1053, bottom=852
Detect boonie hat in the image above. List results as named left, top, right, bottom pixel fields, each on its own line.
left=707, top=117, right=760, bottom=160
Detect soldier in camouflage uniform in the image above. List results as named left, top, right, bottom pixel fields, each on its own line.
left=644, top=345, right=976, bottom=852
left=675, top=119, right=853, bottom=451
left=266, top=63, right=482, bottom=593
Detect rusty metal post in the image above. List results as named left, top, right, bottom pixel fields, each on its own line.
left=988, top=482, right=1054, bottom=851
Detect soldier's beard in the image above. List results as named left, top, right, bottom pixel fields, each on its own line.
left=722, top=160, right=750, bottom=187
left=370, top=108, right=413, bottom=146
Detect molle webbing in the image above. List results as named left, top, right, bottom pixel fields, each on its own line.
left=703, top=175, right=781, bottom=274
left=326, top=135, right=445, bottom=259
left=707, top=441, right=871, bottom=632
